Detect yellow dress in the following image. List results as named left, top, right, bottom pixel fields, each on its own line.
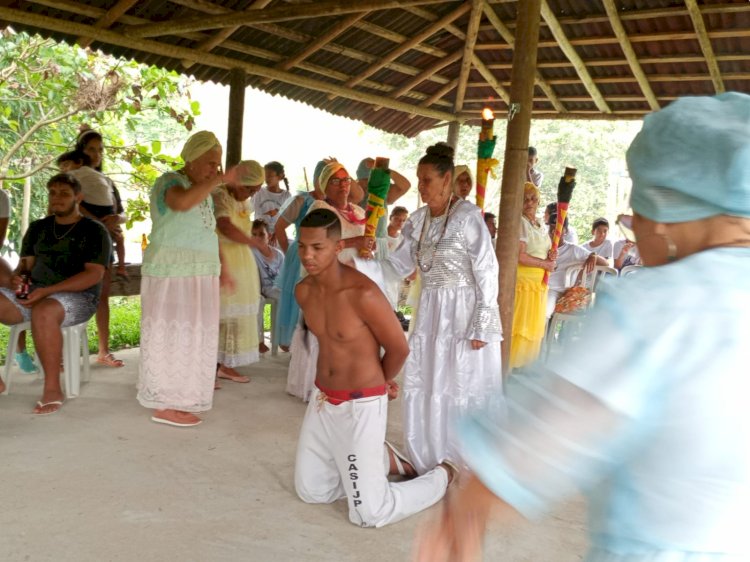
left=213, top=187, right=261, bottom=367
left=510, top=215, right=551, bottom=369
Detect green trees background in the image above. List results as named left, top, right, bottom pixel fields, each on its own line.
left=0, top=29, right=199, bottom=255
left=365, top=118, right=640, bottom=238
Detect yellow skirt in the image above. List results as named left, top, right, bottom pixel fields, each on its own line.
left=509, top=265, right=548, bottom=369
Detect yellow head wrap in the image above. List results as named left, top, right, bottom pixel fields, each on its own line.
left=524, top=181, right=540, bottom=197
left=180, top=131, right=221, bottom=163
left=237, top=160, right=264, bottom=186
left=453, top=165, right=473, bottom=187
left=317, top=162, right=345, bottom=195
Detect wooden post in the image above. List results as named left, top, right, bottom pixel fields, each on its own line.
left=446, top=121, right=460, bottom=149
left=496, top=0, right=542, bottom=376
left=226, top=67, right=246, bottom=168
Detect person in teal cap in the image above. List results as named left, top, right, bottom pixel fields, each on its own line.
left=415, top=93, right=750, bottom=561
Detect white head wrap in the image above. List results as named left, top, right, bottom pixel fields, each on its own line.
left=180, top=131, right=221, bottom=163
left=237, top=160, right=264, bottom=186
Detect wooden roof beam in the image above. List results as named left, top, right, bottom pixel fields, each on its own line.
left=540, top=0, right=610, bottom=113
left=262, top=12, right=367, bottom=85
left=352, top=21, right=447, bottom=57
left=76, top=0, right=138, bottom=48
left=685, top=0, right=725, bottom=94
left=482, top=2, right=565, bottom=113
left=0, top=6, right=456, bottom=124
left=372, top=51, right=462, bottom=111
left=129, top=0, right=449, bottom=37
left=454, top=0, right=484, bottom=113
left=422, top=78, right=460, bottom=109
left=340, top=2, right=471, bottom=90
left=403, top=6, right=467, bottom=40
left=602, top=0, right=659, bottom=111
left=471, top=54, right=510, bottom=104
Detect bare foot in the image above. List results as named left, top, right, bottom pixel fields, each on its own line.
left=116, top=265, right=129, bottom=279
left=151, top=409, right=201, bottom=427
left=216, top=366, right=250, bottom=383
left=280, top=345, right=290, bottom=353
left=259, top=342, right=270, bottom=354
left=214, top=378, right=222, bottom=390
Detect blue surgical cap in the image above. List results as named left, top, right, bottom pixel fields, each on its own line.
left=627, top=92, right=750, bottom=223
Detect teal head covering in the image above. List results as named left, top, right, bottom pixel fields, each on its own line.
left=627, top=92, right=750, bottom=223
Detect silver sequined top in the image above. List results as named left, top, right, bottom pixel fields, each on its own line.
left=388, top=199, right=502, bottom=342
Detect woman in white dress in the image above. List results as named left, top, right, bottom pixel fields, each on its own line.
left=386, top=143, right=503, bottom=474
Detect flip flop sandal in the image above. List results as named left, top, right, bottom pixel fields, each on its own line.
left=151, top=415, right=202, bottom=428
left=33, top=400, right=63, bottom=416
left=217, top=370, right=250, bottom=383
left=96, top=353, right=124, bottom=368
left=385, top=440, right=417, bottom=477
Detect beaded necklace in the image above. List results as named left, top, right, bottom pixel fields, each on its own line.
left=416, top=196, right=458, bottom=273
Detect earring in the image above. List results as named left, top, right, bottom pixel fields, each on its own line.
left=660, top=233, right=677, bottom=262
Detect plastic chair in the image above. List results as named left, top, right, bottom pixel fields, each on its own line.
left=543, top=312, right=586, bottom=361
left=1, top=320, right=90, bottom=398
left=564, top=264, right=618, bottom=291
left=259, top=296, right=279, bottom=356
left=620, top=265, right=642, bottom=277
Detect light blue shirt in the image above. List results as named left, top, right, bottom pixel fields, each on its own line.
left=460, top=248, right=750, bottom=561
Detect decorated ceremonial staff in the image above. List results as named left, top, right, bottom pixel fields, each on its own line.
left=359, top=157, right=391, bottom=257
left=543, top=166, right=577, bottom=286
left=475, top=107, right=499, bottom=212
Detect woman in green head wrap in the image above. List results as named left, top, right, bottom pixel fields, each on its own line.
left=136, top=131, right=256, bottom=428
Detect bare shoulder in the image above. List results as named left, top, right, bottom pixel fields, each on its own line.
left=295, top=276, right=315, bottom=304
left=342, top=267, right=386, bottom=308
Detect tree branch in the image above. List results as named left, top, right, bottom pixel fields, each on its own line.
left=0, top=156, right=56, bottom=181
left=0, top=108, right=80, bottom=169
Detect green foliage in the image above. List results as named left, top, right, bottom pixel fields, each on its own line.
left=0, top=30, right=201, bottom=255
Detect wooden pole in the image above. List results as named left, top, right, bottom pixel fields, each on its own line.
left=446, top=121, right=460, bottom=149
left=226, top=68, right=246, bottom=168
left=496, top=0, right=541, bottom=376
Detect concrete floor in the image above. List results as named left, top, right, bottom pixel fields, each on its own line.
left=0, top=348, right=587, bottom=562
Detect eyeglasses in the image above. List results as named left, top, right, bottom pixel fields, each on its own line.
left=328, top=177, right=353, bottom=187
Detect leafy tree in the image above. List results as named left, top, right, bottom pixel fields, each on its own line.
left=0, top=29, right=199, bottom=255
left=363, top=118, right=639, bottom=239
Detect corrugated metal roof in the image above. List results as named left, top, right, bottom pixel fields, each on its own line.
left=1, top=0, right=748, bottom=136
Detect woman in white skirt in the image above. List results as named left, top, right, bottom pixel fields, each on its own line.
left=137, top=131, right=245, bottom=428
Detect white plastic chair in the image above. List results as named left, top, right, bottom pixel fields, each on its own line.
left=1, top=320, right=90, bottom=398
left=620, top=265, right=642, bottom=277
left=564, top=264, right=618, bottom=291
left=259, top=296, right=279, bottom=356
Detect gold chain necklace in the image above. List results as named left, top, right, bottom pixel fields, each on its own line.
left=53, top=218, right=81, bottom=240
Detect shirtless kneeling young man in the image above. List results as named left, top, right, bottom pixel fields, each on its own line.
left=294, top=209, right=454, bottom=527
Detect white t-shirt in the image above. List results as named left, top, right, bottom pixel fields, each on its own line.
left=70, top=166, right=115, bottom=207
left=387, top=233, right=403, bottom=252
left=613, top=239, right=641, bottom=268
left=253, top=188, right=292, bottom=234
left=565, top=226, right=579, bottom=245
left=582, top=239, right=613, bottom=259
left=549, top=243, right=592, bottom=292
left=0, top=189, right=10, bottom=219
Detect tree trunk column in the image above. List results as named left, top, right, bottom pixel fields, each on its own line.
left=497, top=0, right=542, bottom=376
left=226, top=67, right=246, bottom=168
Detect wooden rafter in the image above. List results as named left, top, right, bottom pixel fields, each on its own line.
left=471, top=54, right=510, bottom=104
left=422, top=79, right=460, bottom=108
left=404, top=6, right=466, bottom=40
left=602, top=0, right=659, bottom=110
left=540, top=0, right=610, bottom=113
left=372, top=51, right=462, bottom=111
left=486, top=54, right=749, bottom=70
left=352, top=21, right=447, bottom=58
left=75, top=0, right=138, bottom=48
left=262, top=12, right=367, bottom=85
left=482, top=2, right=565, bottom=113
left=341, top=3, right=471, bottom=90
left=685, top=0, right=725, bottom=94
left=128, top=0, right=449, bottom=38
left=0, top=6, right=457, bottom=123
left=454, top=0, right=484, bottom=113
